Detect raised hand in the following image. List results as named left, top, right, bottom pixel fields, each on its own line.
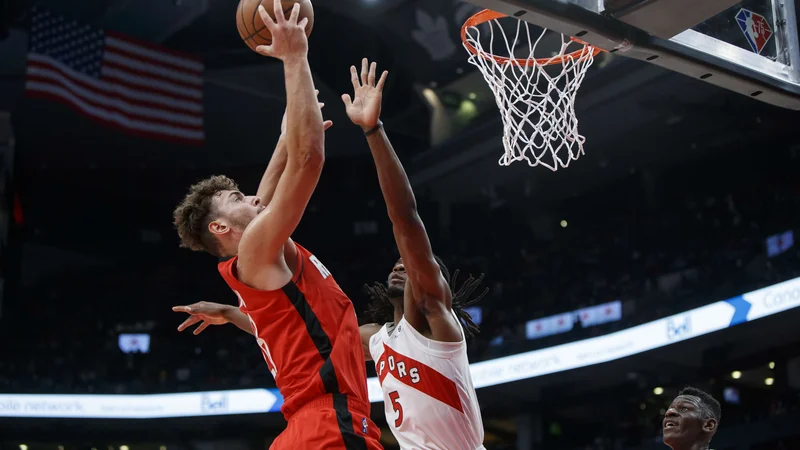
left=255, top=0, right=310, bottom=61
left=342, top=58, right=389, bottom=130
left=172, top=302, right=234, bottom=335
left=282, top=89, right=332, bottom=134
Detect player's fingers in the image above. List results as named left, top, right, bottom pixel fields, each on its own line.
left=350, top=66, right=360, bottom=90
left=258, top=5, right=277, bottom=29
left=368, top=61, right=377, bottom=87
left=255, top=44, right=275, bottom=58
left=341, top=93, right=353, bottom=107
left=177, top=316, right=201, bottom=332
left=360, top=58, right=369, bottom=86
left=318, top=102, right=325, bottom=109
left=172, top=305, right=191, bottom=313
left=193, top=321, right=211, bottom=336
left=376, top=70, right=389, bottom=91
left=323, top=120, right=333, bottom=131
left=273, top=0, right=286, bottom=24
left=288, top=2, right=301, bottom=24
left=298, top=17, right=309, bottom=30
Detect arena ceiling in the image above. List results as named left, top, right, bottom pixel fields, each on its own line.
left=1, top=0, right=798, bottom=231
left=3, top=0, right=797, bottom=167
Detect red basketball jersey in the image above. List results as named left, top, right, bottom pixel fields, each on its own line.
left=218, top=242, right=370, bottom=419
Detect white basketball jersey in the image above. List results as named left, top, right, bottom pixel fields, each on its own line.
left=368, top=314, right=485, bottom=450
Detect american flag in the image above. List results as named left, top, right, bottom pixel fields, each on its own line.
left=24, top=8, right=205, bottom=144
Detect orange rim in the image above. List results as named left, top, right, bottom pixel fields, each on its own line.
left=461, top=9, right=603, bottom=67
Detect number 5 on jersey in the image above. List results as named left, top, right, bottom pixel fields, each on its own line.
left=388, top=391, right=403, bottom=427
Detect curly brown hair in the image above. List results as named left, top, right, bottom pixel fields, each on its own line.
left=173, top=175, right=239, bottom=257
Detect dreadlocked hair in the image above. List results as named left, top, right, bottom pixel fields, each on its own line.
left=363, top=282, right=395, bottom=327
left=363, top=256, right=489, bottom=338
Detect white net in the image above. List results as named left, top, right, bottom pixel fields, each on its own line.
left=463, top=15, right=599, bottom=171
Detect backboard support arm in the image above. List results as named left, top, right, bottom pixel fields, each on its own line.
left=467, top=0, right=800, bottom=110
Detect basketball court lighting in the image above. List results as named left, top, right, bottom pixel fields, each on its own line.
left=421, top=88, right=440, bottom=108
left=560, top=220, right=568, bottom=228
left=459, top=99, right=478, bottom=117
left=160, top=446, right=167, bottom=450
left=769, top=362, right=775, bottom=369
left=731, top=370, right=742, bottom=379
left=468, top=92, right=477, bottom=100
left=120, top=446, right=129, bottom=450
left=765, top=378, right=774, bottom=386
left=653, top=387, right=664, bottom=395
left=19, top=445, right=27, bottom=450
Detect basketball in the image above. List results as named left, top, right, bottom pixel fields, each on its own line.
left=236, top=0, right=315, bottom=53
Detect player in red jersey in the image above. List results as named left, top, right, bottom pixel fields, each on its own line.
left=170, top=2, right=381, bottom=449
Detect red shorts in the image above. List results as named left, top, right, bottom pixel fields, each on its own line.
left=270, top=394, right=383, bottom=450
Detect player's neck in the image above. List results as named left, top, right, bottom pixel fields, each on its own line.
left=393, top=306, right=404, bottom=326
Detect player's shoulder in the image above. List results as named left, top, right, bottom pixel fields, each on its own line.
left=226, top=240, right=297, bottom=292
left=396, top=315, right=467, bottom=357
left=371, top=321, right=394, bottom=339
left=361, top=323, right=383, bottom=335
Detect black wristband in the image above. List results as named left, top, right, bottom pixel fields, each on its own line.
left=364, top=121, right=383, bottom=137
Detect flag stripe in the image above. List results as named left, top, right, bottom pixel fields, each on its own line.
left=25, top=69, right=204, bottom=128
left=27, top=90, right=203, bottom=146
left=105, top=34, right=204, bottom=72
left=101, top=65, right=202, bottom=100
left=25, top=82, right=205, bottom=140
left=27, top=55, right=202, bottom=114
left=103, top=50, right=204, bottom=87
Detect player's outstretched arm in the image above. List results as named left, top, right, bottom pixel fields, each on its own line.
left=238, top=0, right=325, bottom=273
left=172, top=302, right=254, bottom=336
left=256, top=93, right=332, bottom=204
left=343, top=59, right=459, bottom=342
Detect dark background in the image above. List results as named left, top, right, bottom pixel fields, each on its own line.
left=0, top=0, right=799, bottom=449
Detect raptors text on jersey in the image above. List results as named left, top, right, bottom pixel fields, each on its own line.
left=369, top=316, right=485, bottom=450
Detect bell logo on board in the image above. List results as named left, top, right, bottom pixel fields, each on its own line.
left=666, top=314, right=692, bottom=341
left=736, top=8, right=773, bottom=55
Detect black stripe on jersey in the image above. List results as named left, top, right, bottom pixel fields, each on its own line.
left=333, top=392, right=368, bottom=450
left=282, top=281, right=368, bottom=450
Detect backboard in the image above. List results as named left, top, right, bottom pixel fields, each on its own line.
left=465, top=0, right=800, bottom=109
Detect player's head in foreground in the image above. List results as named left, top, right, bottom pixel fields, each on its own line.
left=363, top=256, right=488, bottom=336
left=173, top=175, right=264, bottom=258
left=663, top=387, right=721, bottom=450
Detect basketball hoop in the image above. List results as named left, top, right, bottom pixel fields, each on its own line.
left=461, top=10, right=602, bottom=171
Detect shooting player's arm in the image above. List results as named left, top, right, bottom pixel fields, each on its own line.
left=256, top=95, right=331, bottom=205
left=255, top=135, right=288, bottom=205
left=238, top=5, right=324, bottom=283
